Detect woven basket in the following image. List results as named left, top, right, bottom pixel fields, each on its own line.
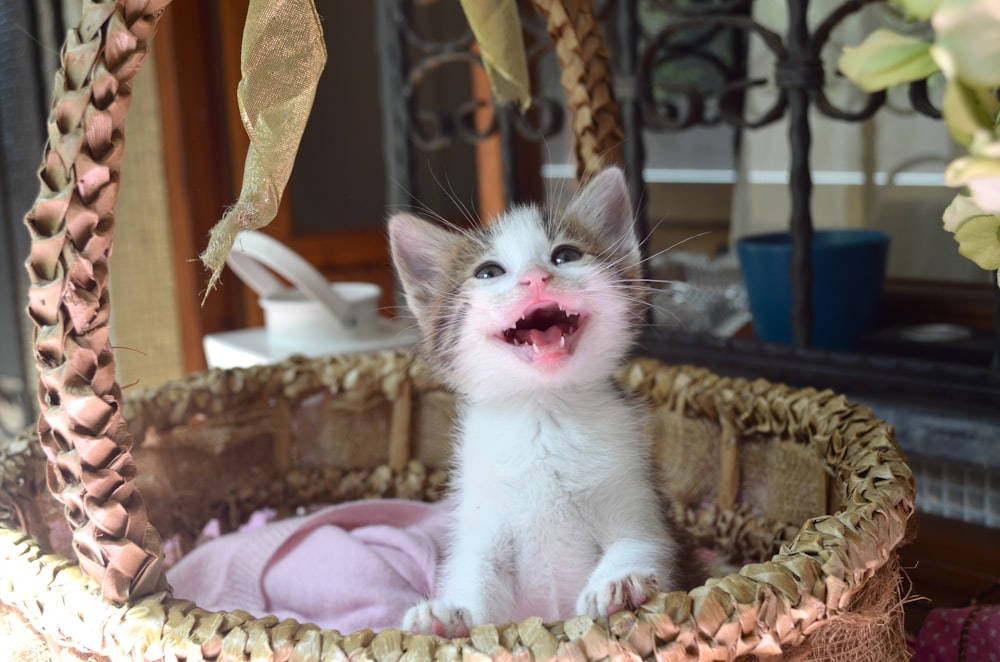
left=1, top=1, right=916, bottom=660
left=2, top=352, right=916, bottom=661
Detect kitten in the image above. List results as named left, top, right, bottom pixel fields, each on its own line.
left=389, top=167, right=699, bottom=637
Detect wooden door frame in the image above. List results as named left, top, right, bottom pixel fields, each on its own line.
left=156, top=2, right=242, bottom=373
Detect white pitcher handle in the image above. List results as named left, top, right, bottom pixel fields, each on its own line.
left=226, top=231, right=358, bottom=328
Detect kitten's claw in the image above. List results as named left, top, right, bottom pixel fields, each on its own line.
left=402, top=601, right=472, bottom=638
left=577, top=573, right=660, bottom=618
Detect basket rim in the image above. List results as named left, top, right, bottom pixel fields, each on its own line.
left=0, top=352, right=915, bottom=660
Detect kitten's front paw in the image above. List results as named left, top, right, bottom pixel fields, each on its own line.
left=576, top=573, right=660, bottom=618
left=401, top=600, right=472, bottom=637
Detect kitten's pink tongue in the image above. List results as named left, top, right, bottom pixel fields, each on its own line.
left=528, top=327, right=564, bottom=348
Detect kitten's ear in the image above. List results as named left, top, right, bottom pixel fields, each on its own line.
left=388, top=213, right=456, bottom=322
left=565, top=167, right=637, bottom=252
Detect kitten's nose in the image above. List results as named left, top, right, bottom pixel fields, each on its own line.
left=520, top=267, right=552, bottom=292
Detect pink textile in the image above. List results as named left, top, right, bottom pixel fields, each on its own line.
left=167, top=499, right=450, bottom=632
left=914, top=605, right=1000, bottom=661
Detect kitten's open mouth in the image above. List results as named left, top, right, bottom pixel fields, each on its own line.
left=501, top=301, right=582, bottom=359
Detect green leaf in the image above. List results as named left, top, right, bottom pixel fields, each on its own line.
left=939, top=77, right=997, bottom=145
left=892, top=0, right=942, bottom=21
left=953, top=213, right=1000, bottom=271
left=839, top=29, right=939, bottom=92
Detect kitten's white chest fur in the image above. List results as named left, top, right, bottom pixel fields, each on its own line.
left=451, top=389, right=667, bottom=623
left=389, top=168, right=694, bottom=636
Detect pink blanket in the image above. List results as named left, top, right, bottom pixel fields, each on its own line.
left=167, top=499, right=450, bottom=632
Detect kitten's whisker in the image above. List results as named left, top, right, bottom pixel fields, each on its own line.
left=632, top=278, right=683, bottom=286
left=630, top=284, right=690, bottom=297
left=636, top=300, right=686, bottom=328
left=385, top=175, right=423, bottom=215
left=433, top=168, right=479, bottom=228
left=537, top=135, right=565, bottom=212
left=640, top=232, right=714, bottom=266
left=635, top=216, right=665, bottom=254
left=377, top=304, right=413, bottom=317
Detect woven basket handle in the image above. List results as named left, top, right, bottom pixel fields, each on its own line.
left=23, top=0, right=172, bottom=604
left=529, top=0, right=623, bottom=179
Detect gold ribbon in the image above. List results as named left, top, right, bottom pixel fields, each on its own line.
left=460, top=0, right=532, bottom=111
left=200, top=0, right=327, bottom=296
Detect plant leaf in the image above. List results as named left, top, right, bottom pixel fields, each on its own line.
left=892, top=0, right=942, bottom=21
left=839, top=29, right=939, bottom=92
left=938, top=76, right=997, bottom=145
left=953, top=213, right=1000, bottom=271
left=942, top=192, right=985, bottom=232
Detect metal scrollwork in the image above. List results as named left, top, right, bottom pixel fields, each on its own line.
left=907, top=78, right=943, bottom=119
left=625, top=0, right=941, bottom=135
left=609, top=0, right=946, bottom=347
left=394, top=0, right=566, bottom=156
left=807, top=0, right=892, bottom=121
left=637, top=13, right=784, bottom=130
left=378, top=0, right=568, bottom=208
left=511, top=98, right=565, bottom=142
left=403, top=51, right=481, bottom=152
left=629, top=0, right=941, bottom=133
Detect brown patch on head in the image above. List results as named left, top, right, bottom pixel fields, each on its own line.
left=411, top=226, right=492, bottom=376
left=549, top=168, right=643, bottom=287
left=548, top=208, right=645, bottom=290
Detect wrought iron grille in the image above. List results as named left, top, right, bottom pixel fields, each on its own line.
left=375, top=0, right=1000, bottom=408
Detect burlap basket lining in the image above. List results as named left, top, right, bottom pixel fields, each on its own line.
left=1, top=0, right=915, bottom=659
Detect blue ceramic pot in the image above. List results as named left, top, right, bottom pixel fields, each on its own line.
left=736, top=229, right=890, bottom=351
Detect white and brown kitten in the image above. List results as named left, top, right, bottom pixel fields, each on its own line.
left=389, top=167, right=699, bottom=637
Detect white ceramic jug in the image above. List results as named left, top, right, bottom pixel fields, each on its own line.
left=202, top=231, right=418, bottom=367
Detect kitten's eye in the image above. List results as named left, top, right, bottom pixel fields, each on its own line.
left=474, top=262, right=506, bottom=279
left=552, top=245, right=583, bottom=265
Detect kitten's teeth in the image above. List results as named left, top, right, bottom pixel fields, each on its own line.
left=531, top=343, right=541, bottom=354
left=559, top=336, right=566, bottom=349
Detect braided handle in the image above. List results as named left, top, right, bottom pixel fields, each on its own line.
left=23, top=0, right=172, bottom=604
left=530, top=0, right=623, bottom=180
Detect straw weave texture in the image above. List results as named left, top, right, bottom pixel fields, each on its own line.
left=2, top=352, right=915, bottom=660
left=530, top=0, right=624, bottom=179
left=21, top=0, right=171, bottom=606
